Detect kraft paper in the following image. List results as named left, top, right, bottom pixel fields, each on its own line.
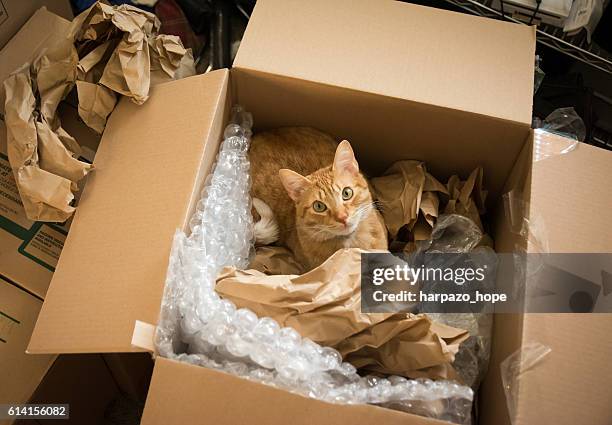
left=3, top=1, right=195, bottom=222
left=217, top=248, right=469, bottom=380
left=444, top=167, right=487, bottom=231
left=249, top=246, right=305, bottom=276
left=372, top=161, right=487, bottom=244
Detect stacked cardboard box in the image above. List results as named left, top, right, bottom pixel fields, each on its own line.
left=0, top=0, right=72, bottom=49
left=0, top=7, right=152, bottom=421
left=0, top=4, right=75, bottom=417
left=16, top=0, right=612, bottom=424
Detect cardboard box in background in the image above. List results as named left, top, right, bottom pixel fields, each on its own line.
left=0, top=8, right=153, bottom=420
left=0, top=0, right=72, bottom=51
left=0, top=119, right=68, bottom=299
left=23, top=0, right=612, bottom=425
left=0, top=260, right=124, bottom=425
left=0, top=278, right=55, bottom=408
left=0, top=8, right=100, bottom=298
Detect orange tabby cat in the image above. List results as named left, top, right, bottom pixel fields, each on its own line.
left=250, top=127, right=388, bottom=270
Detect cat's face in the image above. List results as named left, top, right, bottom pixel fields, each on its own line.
left=279, top=141, right=374, bottom=240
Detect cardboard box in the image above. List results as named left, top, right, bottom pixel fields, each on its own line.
left=0, top=8, right=100, bottom=298
left=26, top=0, right=612, bottom=424
left=0, top=278, right=55, bottom=408
left=0, top=278, right=148, bottom=425
left=0, top=9, right=152, bottom=416
left=0, top=0, right=72, bottom=51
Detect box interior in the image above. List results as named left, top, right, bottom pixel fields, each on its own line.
left=230, top=67, right=533, bottom=425
left=28, top=65, right=535, bottom=423
left=147, top=69, right=535, bottom=425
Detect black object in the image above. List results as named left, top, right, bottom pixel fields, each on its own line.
left=210, top=0, right=231, bottom=69
left=528, top=0, right=542, bottom=25
left=592, top=5, right=612, bottom=52
left=176, top=0, right=213, bottom=34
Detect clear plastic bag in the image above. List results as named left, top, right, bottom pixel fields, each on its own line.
left=155, top=106, right=474, bottom=424
left=416, top=214, right=494, bottom=390
left=534, top=55, right=545, bottom=94
left=533, top=107, right=584, bottom=162
left=500, top=342, right=551, bottom=424
left=536, top=107, right=586, bottom=142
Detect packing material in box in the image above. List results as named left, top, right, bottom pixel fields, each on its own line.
left=26, top=0, right=612, bottom=425
left=0, top=8, right=100, bottom=298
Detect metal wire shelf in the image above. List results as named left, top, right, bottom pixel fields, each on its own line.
left=440, top=0, right=612, bottom=75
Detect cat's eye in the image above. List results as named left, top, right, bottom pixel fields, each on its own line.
left=312, top=201, right=327, bottom=212
left=342, top=187, right=353, bottom=200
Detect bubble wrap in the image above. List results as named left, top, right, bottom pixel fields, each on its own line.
left=155, top=106, right=474, bottom=425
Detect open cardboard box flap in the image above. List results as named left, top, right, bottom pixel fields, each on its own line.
left=512, top=143, right=612, bottom=424
left=28, top=70, right=230, bottom=353
left=234, top=0, right=535, bottom=126
left=142, top=357, right=448, bottom=425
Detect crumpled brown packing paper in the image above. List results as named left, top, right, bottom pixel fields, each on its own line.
left=3, top=48, right=91, bottom=221
left=372, top=161, right=487, bottom=245
left=444, top=167, right=487, bottom=231
left=371, top=160, right=449, bottom=242
left=217, top=248, right=469, bottom=380
left=3, top=1, right=194, bottom=222
left=249, top=246, right=305, bottom=276
left=71, top=3, right=195, bottom=120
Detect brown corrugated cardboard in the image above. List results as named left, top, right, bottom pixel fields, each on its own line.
left=0, top=278, right=55, bottom=406
left=513, top=141, right=612, bottom=425
left=231, top=69, right=528, bottom=203
left=0, top=1, right=72, bottom=51
left=29, top=70, right=229, bottom=353
left=0, top=8, right=72, bottom=110
left=142, top=357, right=448, bottom=425
left=0, top=280, right=142, bottom=424
left=25, top=0, right=612, bottom=424
left=234, top=0, right=535, bottom=126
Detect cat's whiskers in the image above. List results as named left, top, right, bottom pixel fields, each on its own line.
left=352, top=201, right=376, bottom=222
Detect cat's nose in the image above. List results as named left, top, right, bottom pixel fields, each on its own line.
left=336, top=212, right=348, bottom=224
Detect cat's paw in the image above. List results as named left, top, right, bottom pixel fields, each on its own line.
left=252, top=197, right=279, bottom=245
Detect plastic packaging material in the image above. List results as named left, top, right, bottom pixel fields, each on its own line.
left=430, top=312, right=493, bottom=391
left=502, top=190, right=549, bottom=306
left=533, top=107, right=584, bottom=162
left=415, top=214, right=494, bottom=390
left=502, top=190, right=548, bottom=254
left=500, top=342, right=551, bottom=424
left=537, top=107, right=586, bottom=142
left=534, top=56, right=545, bottom=94
left=417, top=214, right=484, bottom=253
left=156, top=106, right=474, bottom=425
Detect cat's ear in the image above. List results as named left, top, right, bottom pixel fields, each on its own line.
left=333, top=140, right=359, bottom=177
left=279, top=169, right=311, bottom=201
